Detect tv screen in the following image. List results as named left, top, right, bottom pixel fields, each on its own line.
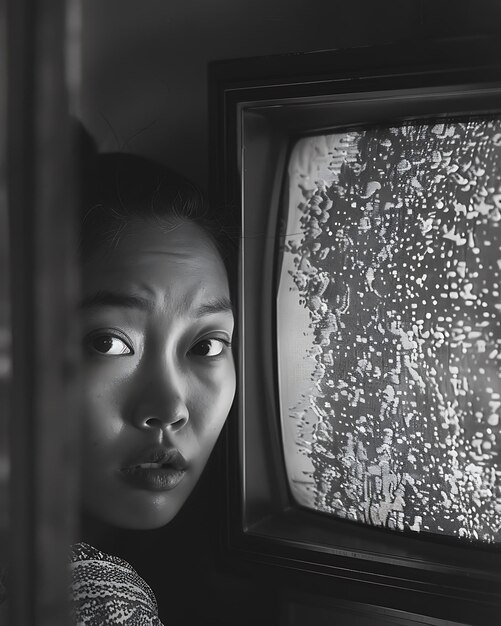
left=210, top=37, right=501, bottom=623
left=277, top=118, right=501, bottom=544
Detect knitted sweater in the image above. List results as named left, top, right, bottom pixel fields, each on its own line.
left=70, top=542, right=164, bottom=625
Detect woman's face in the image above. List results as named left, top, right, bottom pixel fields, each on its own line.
left=80, top=219, right=235, bottom=529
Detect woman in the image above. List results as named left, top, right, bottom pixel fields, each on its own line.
left=71, top=134, right=236, bottom=624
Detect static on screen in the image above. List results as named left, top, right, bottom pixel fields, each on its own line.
left=277, top=118, right=501, bottom=542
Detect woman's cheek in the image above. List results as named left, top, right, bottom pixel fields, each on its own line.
left=81, top=378, right=123, bottom=447
left=205, top=368, right=236, bottom=438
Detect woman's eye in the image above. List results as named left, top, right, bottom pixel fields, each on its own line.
left=85, top=334, right=133, bottom=356
left=190, top=338, right=228, bottom=357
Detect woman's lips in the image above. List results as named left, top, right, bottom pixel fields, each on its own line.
left=119, top=447, right=188, bottom=492
left=120, top=466, right=187, bottom=491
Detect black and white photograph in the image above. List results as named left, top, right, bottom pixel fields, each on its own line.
left=2, top=2, right=501, bottom=625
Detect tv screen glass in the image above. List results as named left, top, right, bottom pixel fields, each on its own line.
left=277, top=117, right=501, bottom=543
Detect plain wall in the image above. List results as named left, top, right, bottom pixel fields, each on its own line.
left=80, top=0, right=501, bottom=193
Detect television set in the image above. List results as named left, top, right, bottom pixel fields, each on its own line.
left=209, top=37, right=501, bottom=625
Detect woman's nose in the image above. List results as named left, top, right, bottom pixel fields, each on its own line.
left=141, top=410, right=188, bottom=433
left=129, top=365, right=189, bottom=433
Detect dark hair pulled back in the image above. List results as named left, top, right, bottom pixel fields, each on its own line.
left=77, top=125, right=236, bottom=288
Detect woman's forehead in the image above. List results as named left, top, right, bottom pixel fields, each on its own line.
left=106, top=218, right=219, bottom=254
left=85, top=219, right=223, bottom=266
left=82, top=220, right=230, bottom=308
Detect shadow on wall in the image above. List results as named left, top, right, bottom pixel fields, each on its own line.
left=80, top=0, right=501, bottom=192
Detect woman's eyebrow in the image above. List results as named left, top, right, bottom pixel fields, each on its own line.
left=194, top=297, right=233, bottom=318
left=79, top=290, right=153, bottom=312
left=79, top=291, right=233, bottom=316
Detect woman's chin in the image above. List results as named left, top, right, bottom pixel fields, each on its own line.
left=82, top=484, right=192, bottom=533
left=119, top=507, right=181, bottom=530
